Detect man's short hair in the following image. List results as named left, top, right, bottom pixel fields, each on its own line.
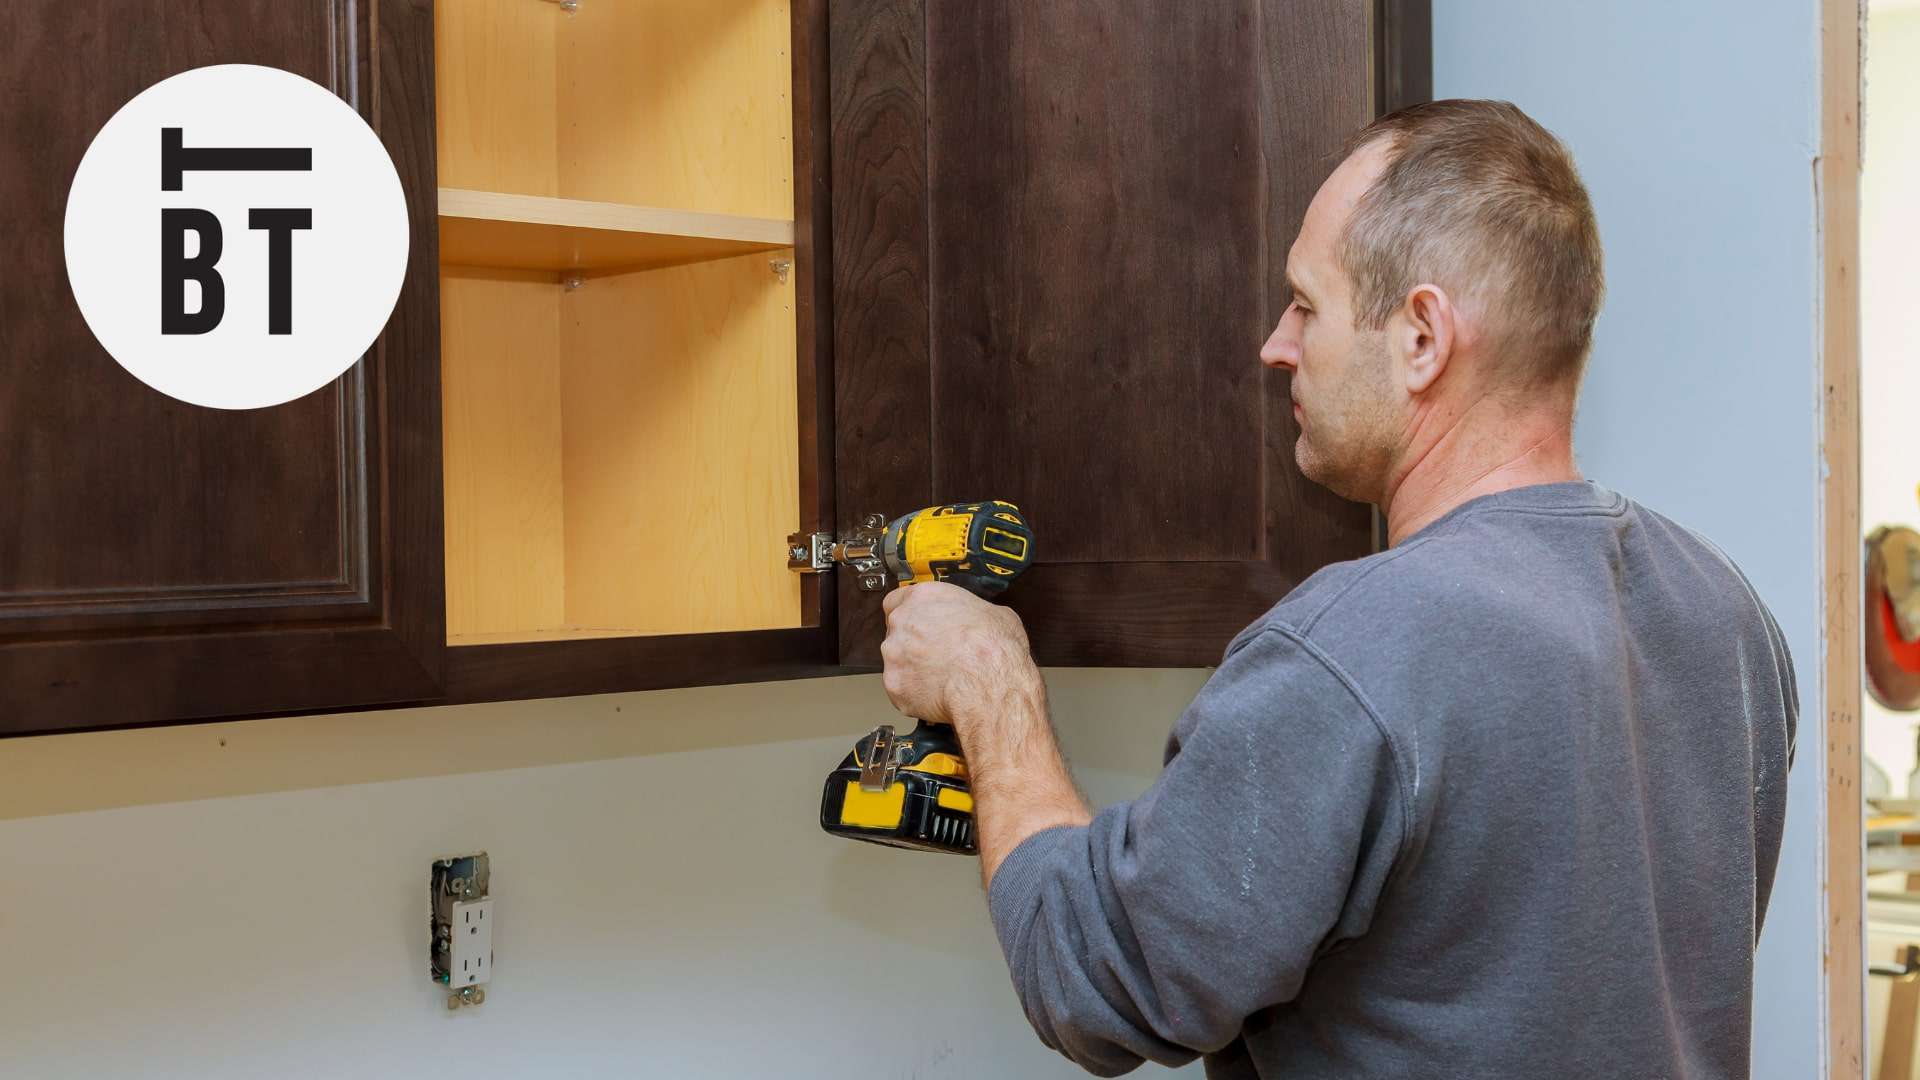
left=1339, top=100, right=1605, bottom=386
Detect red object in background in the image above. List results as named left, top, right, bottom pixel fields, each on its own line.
left=1881, top=594, right=1920, bottom=675
left=1867, top=525, right=1920, bottom=711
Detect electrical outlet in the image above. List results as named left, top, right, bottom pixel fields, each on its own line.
left=449, top=898, right=493, bottom=989
left=430, top=852, right=491, bottom=1007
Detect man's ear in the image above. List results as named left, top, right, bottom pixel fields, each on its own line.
left=1397, top=283, right=1455, bottom=395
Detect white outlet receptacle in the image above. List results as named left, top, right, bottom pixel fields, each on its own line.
left=449, top=898, right=494, bottom=989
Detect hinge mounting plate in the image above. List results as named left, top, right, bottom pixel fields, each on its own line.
left=786, top=515, right=891, bottom=591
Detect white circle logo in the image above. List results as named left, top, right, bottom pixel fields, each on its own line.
left=64, top=64, right=409, bottom=410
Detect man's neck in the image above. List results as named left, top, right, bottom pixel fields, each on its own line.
left=1382, top=396, right=1580, bottom=546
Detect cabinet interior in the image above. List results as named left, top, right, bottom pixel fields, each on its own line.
left=435, top=0, right=802, bottom=645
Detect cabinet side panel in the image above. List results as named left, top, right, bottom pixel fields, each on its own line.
left=435, top=0, right=560, bottom=196
left=559, top=253, right=801, bottom=635
left=558, top=0, right=795, bottom=218
left=441, top=269, right=567, bottom=640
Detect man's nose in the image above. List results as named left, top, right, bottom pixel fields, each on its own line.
left=1261, top=316, right=1300, bottom=371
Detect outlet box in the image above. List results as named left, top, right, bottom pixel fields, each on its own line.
left=449, top=898, right=494, bottom=989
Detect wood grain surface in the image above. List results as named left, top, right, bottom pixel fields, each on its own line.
left=439, top=0, right=838, bottom=697
left=0, top=0, right=444, bottom=733
left=830, top=0, right=1418, bottom=667
left=829, top=0, right=935, bottom=662
left=438, top=188, right=794, bottom=274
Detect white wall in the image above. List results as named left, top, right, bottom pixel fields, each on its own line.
left=0, top=671, right=1210, bottom=1079
left=1433, top=1, right=1826, bottom=1076
left=1859, top=2, right=1920, bottom=795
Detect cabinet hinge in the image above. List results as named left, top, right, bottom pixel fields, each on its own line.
left=787, top=515, right=891, bottom=591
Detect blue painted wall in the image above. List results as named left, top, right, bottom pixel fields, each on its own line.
left=1434, top=3, right=1826, bottom=1074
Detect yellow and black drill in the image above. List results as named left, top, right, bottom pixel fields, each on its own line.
left=814, top=500, right=1034, bottom=855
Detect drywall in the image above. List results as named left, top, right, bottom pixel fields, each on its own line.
left=1860, top=2, right=1920, bottom=795
left=1433, top=1, right=1825, bottom=1076
left=0, top=671, right=1210, bottom=1079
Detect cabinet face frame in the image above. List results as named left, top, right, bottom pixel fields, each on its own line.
left=439, top=0, right=841, bottom=703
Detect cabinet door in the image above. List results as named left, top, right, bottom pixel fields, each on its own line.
left=831, top=0, right=1429, bottom=667
left=0, top=0, right=444, bottom=733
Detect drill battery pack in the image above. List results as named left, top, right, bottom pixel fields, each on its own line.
left=819, top=721, right=977, bottom=855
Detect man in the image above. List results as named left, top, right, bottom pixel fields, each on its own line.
left=877, top=100, right=1796, bottom=1078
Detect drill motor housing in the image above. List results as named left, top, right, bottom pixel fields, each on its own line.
left=881, top=501, right=1032, bottom=595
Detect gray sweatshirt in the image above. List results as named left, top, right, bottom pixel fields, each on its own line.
left=987, top=482, right=1796, bottom=1078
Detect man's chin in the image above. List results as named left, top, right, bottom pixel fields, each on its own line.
left=1294, top=442, right=1357, bottom=501
left=1294, top=441, right=1329, bottom=487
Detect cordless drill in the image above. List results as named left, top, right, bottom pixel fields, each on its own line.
left=816, top=500, right=1034, bottom=855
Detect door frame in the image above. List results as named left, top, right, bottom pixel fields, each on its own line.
left=1824, top=0, right=1864, bottom=1072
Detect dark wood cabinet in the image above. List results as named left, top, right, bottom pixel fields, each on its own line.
left=0, top=0, right=1426, bottom=735
left=0, top=1, right=445, bottom=733
left=831, top=0, right=1422, bottom=667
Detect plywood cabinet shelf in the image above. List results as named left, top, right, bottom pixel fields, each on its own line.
left=438, top=188, right=796, bottom=275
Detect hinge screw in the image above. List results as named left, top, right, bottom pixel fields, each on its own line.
left=789, top=544, right=808, bottom=561
left=862, top=514, right=886, bottom=530
left=860, top=574, right=887, bottom=591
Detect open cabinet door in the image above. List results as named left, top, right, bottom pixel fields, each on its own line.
left=830, top=0, right=1429, bottom=667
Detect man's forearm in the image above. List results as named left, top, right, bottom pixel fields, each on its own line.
left=958, top=663, right=1093, bottom=888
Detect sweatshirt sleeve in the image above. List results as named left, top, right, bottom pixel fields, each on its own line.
left=986, top=626, right=1409, bottom=1076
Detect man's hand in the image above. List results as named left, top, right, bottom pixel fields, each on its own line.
left=880, top=582, right=1090, bottom=886
left=880, top=581, right=1034, bottom=728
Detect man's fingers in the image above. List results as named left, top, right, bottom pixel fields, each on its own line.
left=882, top=586, right=911, bottom=617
